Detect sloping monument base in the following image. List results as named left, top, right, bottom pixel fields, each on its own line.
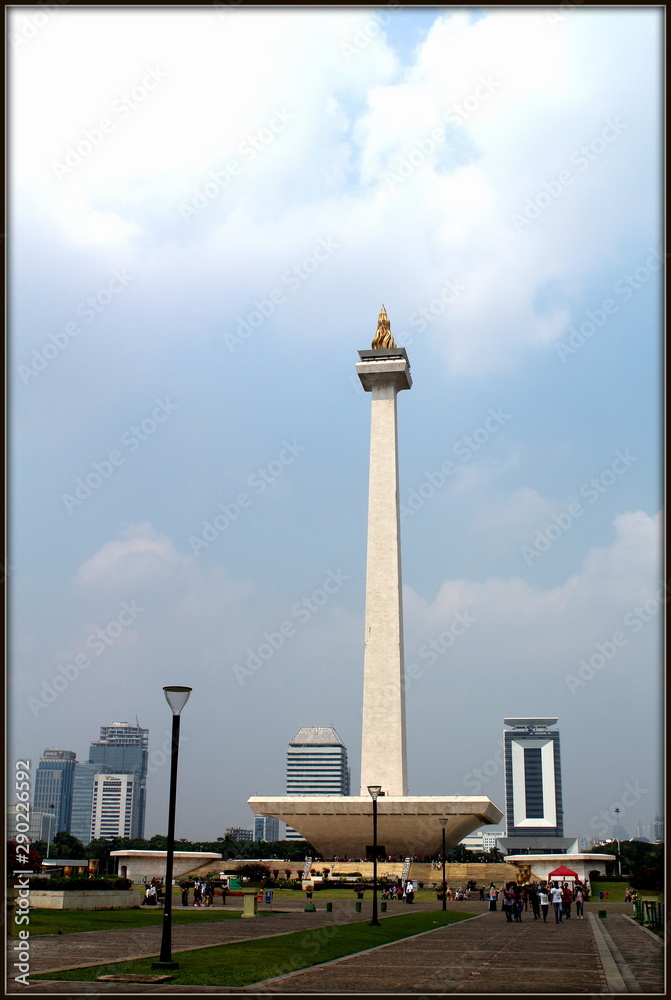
left=248, top=795, right=503, bottom=858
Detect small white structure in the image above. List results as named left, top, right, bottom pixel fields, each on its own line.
left=110, top=850, right=221, bottom=882
left=504, top=853, right=615, bottom=883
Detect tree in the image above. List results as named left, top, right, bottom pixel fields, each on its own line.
left=447, top=844, right=472, bottom=863
left=51, top=831, right=86, bottom=860
left=7, top=840, right=43, bottom=871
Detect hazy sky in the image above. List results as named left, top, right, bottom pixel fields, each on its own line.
left=9, top=7, right=663, bottom=847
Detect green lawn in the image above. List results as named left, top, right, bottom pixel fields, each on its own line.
left=33, top=910, right=472, bottom=988
left=26, top=906, right=241, bottom=936
left=589, top=880, right=661, bottom=903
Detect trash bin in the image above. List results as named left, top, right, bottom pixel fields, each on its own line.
left=326, top=901, right=332, bottom=912
left=355, top=901, right=361, bottom=913
left=599, top=910, right=607, bottom=919
left=264, top=891, right=273, bottom=904
left=381, top=901, right=387, bottom=912
left=599, top=891, right=604, bottom=900
left=304, top=901, right=316, bottom=912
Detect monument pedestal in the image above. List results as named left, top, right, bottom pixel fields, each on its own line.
left=248, top=795, right=502, bottom=858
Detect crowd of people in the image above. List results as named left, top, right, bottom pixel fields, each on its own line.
left=485, top=879, right=591, bottom=923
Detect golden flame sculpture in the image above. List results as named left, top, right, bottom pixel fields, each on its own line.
left=372, top=305, right=397, bottom=349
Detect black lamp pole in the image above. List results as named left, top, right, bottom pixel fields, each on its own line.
left=368, top=785, right=381, bottom=926
left=155, top=686, right=191, bottom=969
left=440, top=818, right=448, bottom=911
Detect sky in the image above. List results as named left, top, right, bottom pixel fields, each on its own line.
left=8, top=7, right=663, bottom=849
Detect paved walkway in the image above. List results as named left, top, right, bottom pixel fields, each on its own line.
left=7, top=900, right=664, bottom=994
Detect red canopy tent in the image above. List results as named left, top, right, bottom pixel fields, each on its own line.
left=548, top=865, right=579, bottom=881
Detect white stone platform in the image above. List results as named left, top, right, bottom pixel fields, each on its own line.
left=248, top=795, right=503, bottom=857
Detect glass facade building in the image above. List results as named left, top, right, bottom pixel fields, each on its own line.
left=88, top=723, right=148, bottom=839
left=33, top=750, right=77, bottom=834
left=285, top=726, right=350, bottom=840
left=254, top=815, right=279, bottom=842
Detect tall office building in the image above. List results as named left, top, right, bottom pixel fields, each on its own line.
left=254, top=815, right=279, bottom=842
left=88, top=723, right=148, bottom=839
left=33, top=750, right=77, bottom=835
left=285, top=726, right=350, bottom=840
left=226, top=826, right=253, bottom=842
left=70, top=762, right=114, bottom=845
left=498, top=718, right=576, bottom=855
left=89, top=773, right=137, bottom=840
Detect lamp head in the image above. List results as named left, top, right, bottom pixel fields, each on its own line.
left=163, top=686, right=192, bottom=714
left=367, top=785, right=382, bottom=800
left=439, top=818, right=448, bottom=829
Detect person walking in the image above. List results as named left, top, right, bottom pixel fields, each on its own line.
left=562, top=882, right=573, bottom=919
left=575, top=885, right=585, bottom=919
left=488, top=886, right=498, bottom=911
left=180, top=881, right=189, bottom=907
left=405, top=880, right=414, bottom=904
left=528, top=884, right=541, bottom=920
left=502, top=884, right=514, bottom=922
left=550, top=883, right=563, bottom=922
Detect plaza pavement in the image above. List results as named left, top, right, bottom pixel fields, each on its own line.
left=7, top=899, right=664, bottom=994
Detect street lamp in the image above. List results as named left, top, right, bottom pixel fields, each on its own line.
left=46, top=805, right=56, bottom=859
left=154, top=686, right=192, bottom=969
left=439, top=818, right=448, bottom=911
left=367, top=785, right=382, bottom=927
left=614, top=807, right=622, bottom=876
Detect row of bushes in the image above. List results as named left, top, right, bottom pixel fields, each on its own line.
left=28, top=877, right=132, bottom=891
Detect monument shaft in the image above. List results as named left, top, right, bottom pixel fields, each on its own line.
left=356, top=350, right=411, bottom=796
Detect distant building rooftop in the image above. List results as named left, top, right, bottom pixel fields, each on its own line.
left=504, top=718, right=558, bottom=729
left=289, top=726, right=346, bottom=747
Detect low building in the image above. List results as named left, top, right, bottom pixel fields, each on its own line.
left=109, top=849, right=222, bottom=882
left=504, top=852, right=615, bottom=883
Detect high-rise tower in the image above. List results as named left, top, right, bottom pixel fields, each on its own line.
left=88, top=722, right=148, bottom=839
left=33, top=749, right=77, bottom=835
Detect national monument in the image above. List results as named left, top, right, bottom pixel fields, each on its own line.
left=249, top=309, right=503, bottom=856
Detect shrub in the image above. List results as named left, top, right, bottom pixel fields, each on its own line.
left=29, top=877, right=132, bottom=892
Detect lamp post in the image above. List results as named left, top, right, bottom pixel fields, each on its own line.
left=368, top=785, right=382, bottom=926
left=614, top=807, right=622, bottom=876
left=46, top=805, right=55, bottom=859
left=155, top=686, right=192, bottom=969
left=439, top=818, right=448, bottom=911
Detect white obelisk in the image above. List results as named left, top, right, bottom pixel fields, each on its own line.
left=356, top=307, right=411, bottom=796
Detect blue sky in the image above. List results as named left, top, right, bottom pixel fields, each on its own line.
left=9, top=7, right=663, bottom=847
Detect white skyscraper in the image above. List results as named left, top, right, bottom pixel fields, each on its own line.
left=90, top=773, right=137, bottom=840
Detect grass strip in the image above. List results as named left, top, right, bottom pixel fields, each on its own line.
left=27, top=907, right=241, bottom=936
left=32, top=909, right=472, bottom=987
